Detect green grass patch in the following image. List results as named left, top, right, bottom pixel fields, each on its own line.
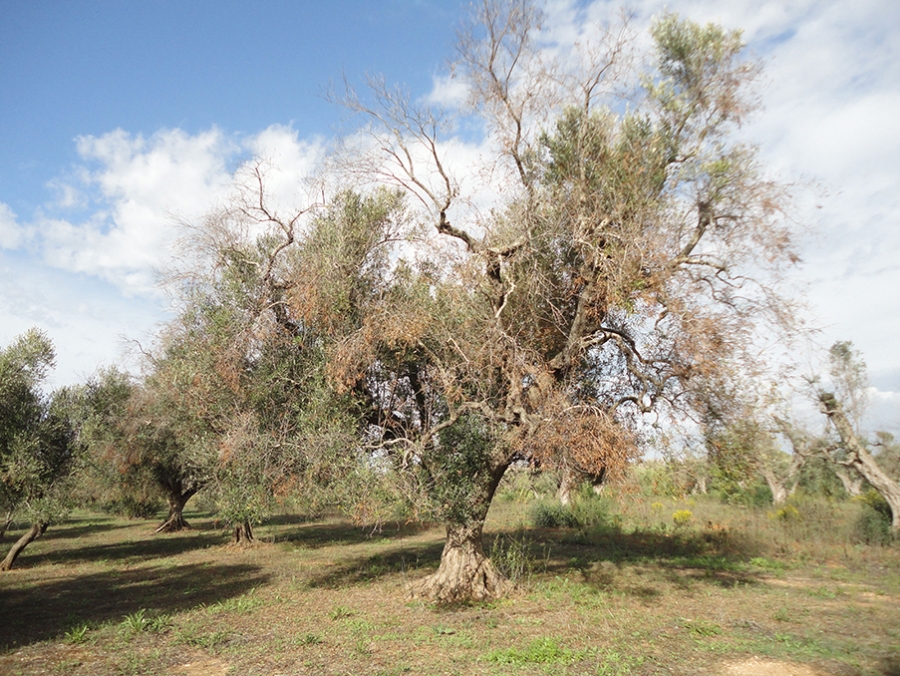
left=484, top=636, right=583, bottom=665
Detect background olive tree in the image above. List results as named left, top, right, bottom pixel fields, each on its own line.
left=0, top=329, right=79, bottom=570
left=816, top=341, right=900, bottom=534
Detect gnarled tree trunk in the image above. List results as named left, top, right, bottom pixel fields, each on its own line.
left=233, top=520, right=254, bottom=545
left=408, top=464, right=511, bottom=603
left=760, top=454, right=804, bottom=506
left=557, top=465, right=578, bottom=506
left=0, top=511, right=12, bottom=541
left=156, top=488, right=196, bottom=533
left=833, top=465, right=864, bottom=497
left=820, top=392, right=900, bottom=533
left=769, top=419, right=810, bottom=504
left=1, top=521, right=48, bottom=571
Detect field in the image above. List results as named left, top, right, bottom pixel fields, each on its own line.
left=1, top=487, right=899, bottom=676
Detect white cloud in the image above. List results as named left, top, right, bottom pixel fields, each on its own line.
left=425, top=74, right=470, bottom=109
left=6, top=125, right=326, bottom=298
left=1, top=124, right=328, bottom=385
left=242, top=124, right=326, bottom=215
left=0, top=203, right=27, bottom=249
left=0, top=249, right=164, bottom=388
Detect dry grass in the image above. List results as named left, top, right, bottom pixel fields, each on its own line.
left=1, top=493, right=898, bottom=676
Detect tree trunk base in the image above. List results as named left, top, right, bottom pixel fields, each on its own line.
left=1, top=522, right=47, bottom=571
left=155, top=512, right=190, bottom=533
left=407, top=525, right=511, bottom=603
left=232, top=521, right=255, bottom=546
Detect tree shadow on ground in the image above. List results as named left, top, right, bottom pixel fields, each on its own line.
left=529, top=525, right=760, bottom=588
left=278, top=519, right=432, bottom=550
left=0, top=561, right=269, bottom=650
left=11, top=517, right=122, bottom=543
left=301, top=524, right=761, bottom=592
left=15, top=530, right=230, bottom=568
left=304, top=540, right=445, bottom=589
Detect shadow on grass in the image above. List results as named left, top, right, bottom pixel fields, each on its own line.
left=31, top=518, right=123, bottom=542
left=279, top=519, right=432, bottom=549
left=14, top=529, right=230, bottom=568
left=300, top=524, right=760, bottom=593
left=305, top=540, right=445, bottom=589
left=0, top=561, right=269, bottom=650
left=533, top=525, right=760, bottom=588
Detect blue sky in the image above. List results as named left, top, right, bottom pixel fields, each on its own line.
left=0, top=1, right=465, bottom=213
left=1, top=0, right=899, bottom=433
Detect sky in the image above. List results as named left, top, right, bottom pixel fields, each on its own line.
left=1, top=0, right=898, bottom=433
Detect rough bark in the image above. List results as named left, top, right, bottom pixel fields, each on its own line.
left=233, top=520, right=254, bottom=545
left=557, top=465, right=578, bottom=506
left=408, top=520, right=512, bottom=603
left=820, top=392, right=900, bottom=533
left=0, top=512, right=12, bottom=541
left=690, top=475, right=708, bottom=495
left=1, top=521, right=48, bottom=571
left=833, top=465, right=864, bottom=497
left=155, top=490, right=195, bottom=533
left=408, top=463, right=512, bottom=603
left=760, top=452, right=804, bottom=506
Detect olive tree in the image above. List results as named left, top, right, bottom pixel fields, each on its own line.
left=817, top=342, right=900, bottom=533
left=136, top=178, right=366, bottom=542
left=317, top=2, right=801, bottom=601
left=0, top=330, right=78, bottom=570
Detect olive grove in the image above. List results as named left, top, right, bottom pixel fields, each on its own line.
left=115, top=1, right=805, bottom=600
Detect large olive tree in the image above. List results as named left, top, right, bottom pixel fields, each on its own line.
left=315, top=3, right=801, bottom=601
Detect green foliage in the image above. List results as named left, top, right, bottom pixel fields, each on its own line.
left=853, top=491, right=893, bottom=545
left=427, top=413, right=498, bottom=525
left=672, top=509, right=693, bottom=527
left=706, top=419, right=771, bottom=504
left=529, top=491, right=617, bottom=533
left=796, top=454, right=847, bottom=499
left=330, top=605, right=355, bottom=620
left=856, top=488, right=892, bottom=518
left=771, top=505, right=800, bottom=522
left=484, top=637, right=579, bottom=665
left=681, top=618, right=723, bottom=637
left=0, top=330, right=78, bottom=527
left=295, top=633, right=323, bottom=646
left=489, top=530, right=541, bottom=584
left=64, top=622, right=91, bottom=644
left=530, top=502, right=580, bottom=529
left=119, top=609, right=171, bottom=636
left=630, top=461, right=684, bottom=498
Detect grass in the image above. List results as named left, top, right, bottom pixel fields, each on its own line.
left=0, top=493, right=898, bottom=675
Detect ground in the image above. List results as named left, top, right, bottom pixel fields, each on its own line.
left=0, top=494, right=898, bottom=675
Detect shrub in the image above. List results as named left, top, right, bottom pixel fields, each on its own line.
left=855, top=489, right=892, bottom=518
left=530, top=502, right=579, bottom=529
left=672, top=510, right=693, bottom=528
left=854, top=506, right=892, bottom=546
left=771, top=505, right=800, bottom=522
left=489, top=531, right=539, bottom=584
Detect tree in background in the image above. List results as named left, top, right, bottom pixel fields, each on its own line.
left=0, top=330, right=79, bottom=570
left=817, top=341, right=900, bottom=533
left=75, top=368, right=165, bottom=520
left=135, top=177, right=363, bottom=542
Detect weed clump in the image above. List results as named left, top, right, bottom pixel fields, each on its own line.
left=672, top=510, right=693, bottom=528
left=530, top=502, right=579, bottom=529
left=489, top=530, right=545, bottom=584
left=852, top=490, right=893, bottom=546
